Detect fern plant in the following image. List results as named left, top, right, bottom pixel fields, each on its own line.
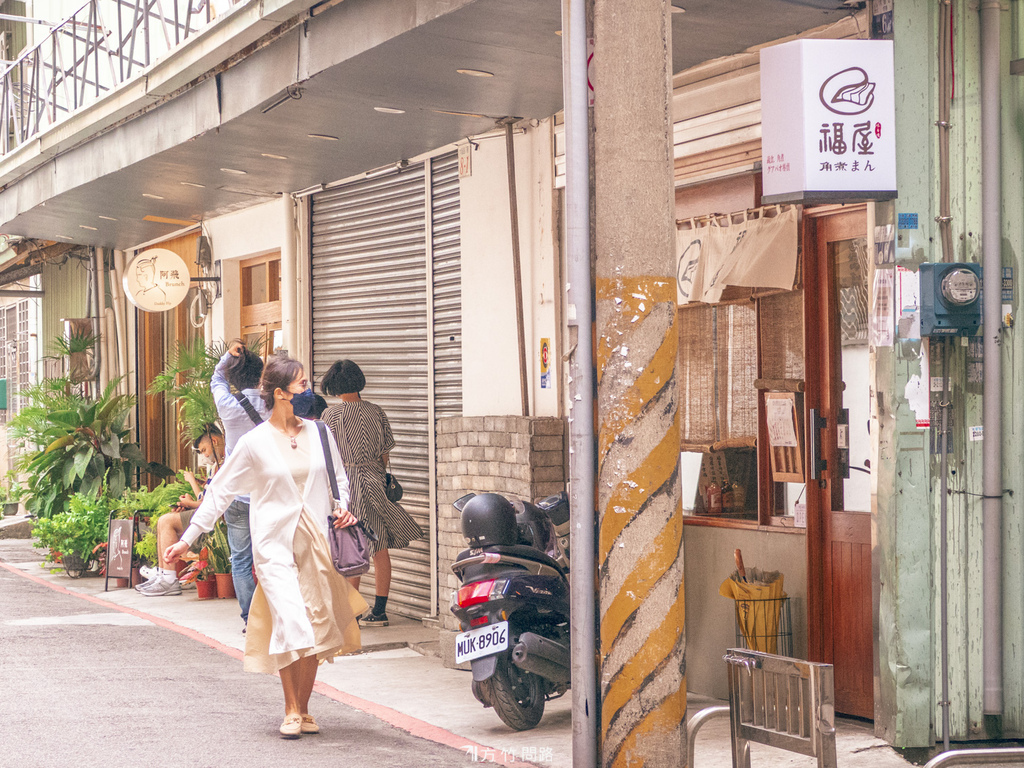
left=147, top=338, right=225, bottom=444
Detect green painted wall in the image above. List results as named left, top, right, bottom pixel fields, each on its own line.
left=40, top=256, right=90, bottom=357
left=878, top=0, right=1024, bottom=746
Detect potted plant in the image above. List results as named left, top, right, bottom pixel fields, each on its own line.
left=32, top=492, right=112, bottom=577
left=206, top=521, right=235, bottom=600
left=7, top=367, right=170, bottom=519
left=180, top=546, right=217, bottom=600
left=0, top=472, right=23, bottom=517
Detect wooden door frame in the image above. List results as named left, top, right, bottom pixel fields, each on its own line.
left=803, top=203, right=868, bottom=665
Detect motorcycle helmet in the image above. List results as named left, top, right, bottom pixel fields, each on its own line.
left=461, top=493, right=519, bottom=547
left=513, top=499, right=560, bottom=559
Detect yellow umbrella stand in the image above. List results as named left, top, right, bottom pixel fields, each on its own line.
left=719, top=549, right=787, bottom=654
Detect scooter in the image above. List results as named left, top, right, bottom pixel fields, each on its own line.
left=450, top=491, right=571, bottom=731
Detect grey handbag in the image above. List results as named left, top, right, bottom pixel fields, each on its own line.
left=316, top=421, right=376, bottom=577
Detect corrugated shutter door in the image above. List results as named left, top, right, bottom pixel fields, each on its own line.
left=311, top=153, right=462, bottom=619
left=311, top=165, right=432, bottom=618
left=430, top=153, right=462, bottom=419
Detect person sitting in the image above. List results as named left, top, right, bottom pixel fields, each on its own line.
left=136, top=427, right=225, bottom=596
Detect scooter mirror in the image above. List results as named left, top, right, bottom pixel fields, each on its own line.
left=453, top=492, right=477, bottom=512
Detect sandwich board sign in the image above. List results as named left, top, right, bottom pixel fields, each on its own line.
left=760, top=39, right=897, bottom=204
left=104, top=514, right=139, bottom=590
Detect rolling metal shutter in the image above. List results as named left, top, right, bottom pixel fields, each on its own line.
left=430, top=153, right=463, bottom=419
left=310, top=151, right=461, bottom=618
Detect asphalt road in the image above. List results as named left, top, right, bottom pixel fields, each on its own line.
left=0, top=546, right=477, bottom=768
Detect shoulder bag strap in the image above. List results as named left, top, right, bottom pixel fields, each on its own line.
left=233, top=392, right=264, bottom=425
left=315, top=421, right=340, bottom=503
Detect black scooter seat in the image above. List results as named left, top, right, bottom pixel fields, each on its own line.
left=454, top=545, right=566, bottom=579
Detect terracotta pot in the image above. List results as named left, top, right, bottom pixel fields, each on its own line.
left=214, top=573, right=235, bottom=599
left=110, top=577, right=129, bottom=588
left=196, top=579, right=218, bottom=600
left=131, top=566, right=144, bottom=585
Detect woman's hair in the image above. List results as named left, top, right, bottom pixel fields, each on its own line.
left=321, top=359, right=366, bottom=396
left=260, top=354, right=304, bottom=410
left=224, top=346, right=264, bottom=391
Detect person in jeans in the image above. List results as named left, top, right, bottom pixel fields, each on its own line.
left=212, top=339, right=271, bottom=626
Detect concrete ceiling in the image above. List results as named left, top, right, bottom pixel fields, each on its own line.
left=0, top=0, right=854, bottom=250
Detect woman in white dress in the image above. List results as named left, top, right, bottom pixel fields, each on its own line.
left=165, top=355, right=368, bottom=738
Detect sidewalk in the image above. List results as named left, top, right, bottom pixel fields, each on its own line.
left=0, top=528, right=915, bottom=768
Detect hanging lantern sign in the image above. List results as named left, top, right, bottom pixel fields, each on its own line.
left=760, top=39, right=897, bottom=205
left=123, top=248, right=191, bottom=312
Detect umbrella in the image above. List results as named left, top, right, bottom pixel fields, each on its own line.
left=719, top=549, right=787, bottom=654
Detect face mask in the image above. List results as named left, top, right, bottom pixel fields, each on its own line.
left=197, top=452, right=216, bottom=469
left=290, top=388, right=316, bottom=418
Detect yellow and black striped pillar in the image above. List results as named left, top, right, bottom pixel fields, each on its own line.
left=592, top=0, right=685, bottom=765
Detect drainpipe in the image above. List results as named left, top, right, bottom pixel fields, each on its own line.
left=281, top=196, right=299, bottom=361
left=561, top=0, right=598, bottom=765
left=93, top=247, right=104, bottom=392
left=980, top=0, right=1003, bottom=718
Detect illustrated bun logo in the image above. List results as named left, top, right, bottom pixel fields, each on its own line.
left=819, top=67, right=876, bottom=115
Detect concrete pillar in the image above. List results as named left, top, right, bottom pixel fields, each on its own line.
left=592, top=0, right=685, bottom=765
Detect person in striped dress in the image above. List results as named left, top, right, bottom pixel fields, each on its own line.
left=321, top=360, right=423, bottom=627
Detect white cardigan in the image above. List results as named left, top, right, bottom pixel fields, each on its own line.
left=181, top=419, right=350, bottom=654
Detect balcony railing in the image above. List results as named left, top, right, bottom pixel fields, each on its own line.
left=0, top=0, right=229, bottom=155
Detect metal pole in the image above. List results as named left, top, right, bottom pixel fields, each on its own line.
left=939, top=337, right=951, bottom=751
left=937, top=1, right=953, bottom=748
left=504, top=119, right=530, bottom=417
left=562, top=0, right=597, bottom=765
left=979, top=0, right=1003, bottom=718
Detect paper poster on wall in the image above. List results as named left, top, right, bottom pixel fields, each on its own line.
left=896, top=266, right=920, bottom=341
left=766, top=397, right=799, bottom=447
left=904, top=342, right=930, bottom=429
left=870, top=269, right=894, bottom=347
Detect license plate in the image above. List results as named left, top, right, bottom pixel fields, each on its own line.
left=455, top=620, right=509, bottom=664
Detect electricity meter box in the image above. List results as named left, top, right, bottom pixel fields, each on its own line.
left=919, top=262, right=982, bottom=336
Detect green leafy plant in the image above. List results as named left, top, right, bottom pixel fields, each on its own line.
left=147, top=338, right=225, bottom=445
left=8, top=375, right=151, bottom=518
left=205, top=520, right=232, bottom=574
left=32, top=492, right=112, bottom=563
left=0, top=472, right=24, bottom=506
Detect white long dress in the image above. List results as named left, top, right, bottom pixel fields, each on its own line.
left=182, top=420, right=368, bottom=670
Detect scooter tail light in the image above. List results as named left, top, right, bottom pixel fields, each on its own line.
left=458, top=579, right=496, bottom=607
left=470, top=615, right=489, bottom=627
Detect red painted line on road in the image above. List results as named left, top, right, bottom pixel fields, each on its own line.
left=0, top=560, right=540, bottom=767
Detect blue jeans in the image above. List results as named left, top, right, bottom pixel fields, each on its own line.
left=224, top=499, right=255, bottom=623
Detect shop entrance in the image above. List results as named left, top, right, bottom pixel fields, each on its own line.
left=805, top=206, right=874, bottom=719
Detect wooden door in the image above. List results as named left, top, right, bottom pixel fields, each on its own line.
left=805, top=206, right=874, bottom=719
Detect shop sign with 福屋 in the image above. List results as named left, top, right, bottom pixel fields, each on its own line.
left=759, top=39, right=897, bottom=205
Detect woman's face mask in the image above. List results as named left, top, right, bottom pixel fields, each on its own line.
left=290, top=388, right=316, bottom=418
left=197, top=451, right=217, bottom=469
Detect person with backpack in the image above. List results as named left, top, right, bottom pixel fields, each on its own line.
left=211, top=339, right=271, bottom=627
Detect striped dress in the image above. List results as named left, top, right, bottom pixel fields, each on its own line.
left=322, top=400, right=423, bottom=555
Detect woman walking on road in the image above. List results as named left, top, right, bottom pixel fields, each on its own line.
left=321, top=360, right=423, bottom=627
left=165, top=355, right=368, bottom=739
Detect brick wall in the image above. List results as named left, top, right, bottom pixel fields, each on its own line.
left=435, top=415, right=566, bottom=665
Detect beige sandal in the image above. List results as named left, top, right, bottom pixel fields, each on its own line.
left=280, top=714, right=302, bottom=739
left=300, top=714, right=320, bottom=734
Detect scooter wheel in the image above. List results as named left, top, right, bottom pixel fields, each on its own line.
left=490, top=654, right=545, bottom=731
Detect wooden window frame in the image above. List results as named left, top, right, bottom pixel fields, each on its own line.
left=680, top=286, right=807, bottom=534
left=240, top=252, right=283, bottom=358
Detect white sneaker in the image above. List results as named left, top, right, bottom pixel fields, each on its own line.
left=139, top=579, right=182, bottom=597
left=139, top=565, right=160, bottom=580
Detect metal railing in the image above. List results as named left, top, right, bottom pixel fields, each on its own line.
left=924, top=749, right=1024, bottom=768
left=724, top=648, right=837, bottom=768
left=0, top=0, right=237, bottom=154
